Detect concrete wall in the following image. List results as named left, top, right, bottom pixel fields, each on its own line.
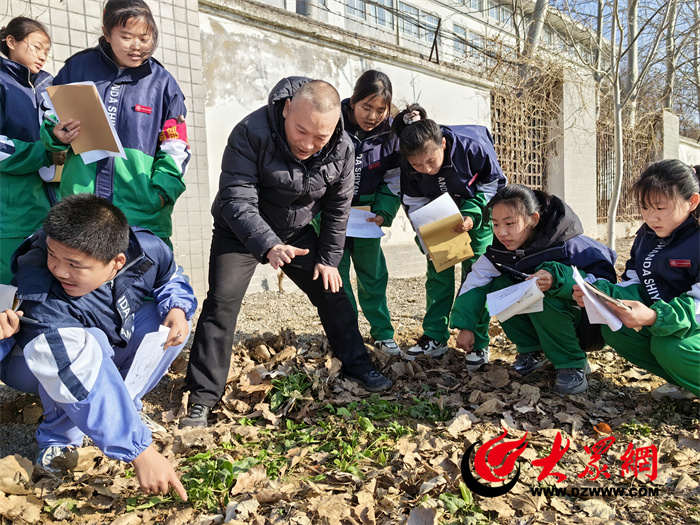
left=2, top=0, right=212, bottom=298
left=547, top=67, right=599, bottom=234
left=679, top=137, right=700, bottom=166
left=199, top=0, right=494, bottom=290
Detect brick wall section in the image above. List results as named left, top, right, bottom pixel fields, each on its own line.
left=2, top=0, right=212, bottom=298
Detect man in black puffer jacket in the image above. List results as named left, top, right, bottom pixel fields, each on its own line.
left=182, top=78, right=392, bottom=427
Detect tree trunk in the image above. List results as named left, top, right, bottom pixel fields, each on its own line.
left=695, top=0, right=700, bottom=124
left=524, top=0, right=550, bottom=57
left=626, top=0, right=639, bottom=128
left=607, top=1, right=622, bottom=250
left=663, top=1, right=679, bottom=110
left=594, top=0, right=604, bottom=121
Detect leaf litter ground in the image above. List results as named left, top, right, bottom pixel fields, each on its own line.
left=0, top=238, right=699, bottom=525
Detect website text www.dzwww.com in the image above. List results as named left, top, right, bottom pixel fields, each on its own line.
left=530, top=486, right=660, bottom=498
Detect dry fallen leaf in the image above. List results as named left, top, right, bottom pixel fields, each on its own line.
left=406, top=506, right=438, bottom=525
left=594, top=422, right=612, bottom=434
left=0, top=454, right=33, bottom=494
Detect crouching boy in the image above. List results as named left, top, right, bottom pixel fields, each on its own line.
left=0, top=194, right=197, bottom=500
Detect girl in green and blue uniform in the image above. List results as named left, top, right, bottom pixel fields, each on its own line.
left=0, top=17, right=57, bottom=283
left=393, top=104, right=506, bottom=363
left=340, top=70, right=402, bottom=355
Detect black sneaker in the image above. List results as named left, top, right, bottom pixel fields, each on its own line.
left=402, top=335, right=448, bottom=361
left=555, top=362, right=591, bottom=395
left=179, top=403, right=212, bottom=428
left=346, top=369, right=393, bottom=392
left=512, top=351, right=549, bottom=375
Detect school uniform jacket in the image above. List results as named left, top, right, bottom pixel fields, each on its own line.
left=450, top=194, right=617, bottom=331
left=0, top=57, right=54, bottom=238
left=341, top=99, right=401, bottom=227
left=211, top=76, right=354, bottom=267
left=401, top=125, right=506, bottom=225
left=10, top=227, right=197, bottom=462
left=579, top=217, right=700, bottom=339
left=41, top=42, right=190, bottom=239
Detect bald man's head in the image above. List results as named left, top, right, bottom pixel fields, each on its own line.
left=290, top=80, right=341, bottom=113
left=282, top=80, right=341, bottom=160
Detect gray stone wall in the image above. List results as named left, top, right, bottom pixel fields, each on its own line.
left=2, top=0, right=211, bottom=298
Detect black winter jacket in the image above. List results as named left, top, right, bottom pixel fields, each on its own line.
left=211, top=77, right=354, bottom=267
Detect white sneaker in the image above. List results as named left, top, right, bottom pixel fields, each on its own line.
left=140, top=412, right=167, bottom=433
left=402, top=335, right=448, bottom=361
left=651, top=383, right=696, bottom=400
left=465, top=347, right=489, bottom=370
left=374, top=338, right=401, bottom=355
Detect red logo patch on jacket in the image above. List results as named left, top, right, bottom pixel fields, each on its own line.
left=669, top=259, right=691, bottom=268
left=368, top=161, right=381, bottom=170
left=134, top=104, right=152, bottom=114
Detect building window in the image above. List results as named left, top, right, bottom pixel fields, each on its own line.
left=421, top=12, right=440, bottom=44
left=398, top=2, right=420, bottom=38
left=346, top=0, right=365, bottom=19
left=466, top=0, right=483, bottom=11
left=488, top=1, right=512, bottom=27
left=454, top=24, right=467, bottom=54
left=369, top=0, right=393, bottom=27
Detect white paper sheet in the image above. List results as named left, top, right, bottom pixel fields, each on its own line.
left=41, top=83, right=126, bottom=164
left=123, top=325, right=170, bottom=399
left=0, top=284, right=18, bottom=311
left=571, top=266, right=623, bottom=331
left=346, top=208, right=385, bottom=238
left=486, top=278, right=544, bottom=323
left=408, top=193, right=462, bottom=253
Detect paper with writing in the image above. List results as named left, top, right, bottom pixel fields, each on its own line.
left=571, top=266, right=623, bottom=331
left=347, top=208, right=385, bottom=238
left=44, top=82, right=126, bottom=163
left=409, top=193, right=473, bottom=272
left=0, top=284, right=19, bottom=311
left=486, top=278, right=544, bottom=323
left=123, top=325, right=170, bottom=399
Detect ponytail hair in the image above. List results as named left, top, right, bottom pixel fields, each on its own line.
left=487, top=184, right=550, bottom=219
left=633, top=159, right=700, bottom=221
left=392, top=104, right=443, bottom=158
left=0, top=17, right=50, bottom=58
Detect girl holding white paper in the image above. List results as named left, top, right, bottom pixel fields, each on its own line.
left=450, top=185, right=616, bottom=394
left=338, top=70, right=402, bottom=355
left=0, top=17, right=59, bottom=283
left=40, top=0, right=190, bottom=249
left=393, top=104, right=506, bottom=363
left=565, top=161, right=699, bottom=398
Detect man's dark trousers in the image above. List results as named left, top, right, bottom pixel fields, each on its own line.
left=185, top=224, right=376, bottom=407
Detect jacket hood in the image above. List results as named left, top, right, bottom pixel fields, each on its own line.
left=0, top=56, right=53, bottom=89
left=266, top=76, right=345, bottom=163
left=491, top=193, right=583, bottom=255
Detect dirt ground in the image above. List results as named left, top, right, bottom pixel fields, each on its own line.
left=1, top=236, right=699, bottom=525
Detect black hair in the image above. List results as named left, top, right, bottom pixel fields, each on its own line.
left=44, top=194, right=130, bottom=263
left=391, top=104, right=443, bottom=159
left=0, top=17, right=50, bottom=58
left=633, top=159, right=700, bottom=221
left=487, top=184, right=550, bottom=218
left=99, top=0, right=159, bottom=59
left=350, top=70, right=393, bottom=109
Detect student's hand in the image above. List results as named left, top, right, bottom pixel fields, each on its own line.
left=456, top=329, right=475, bottom=353
left=0, top=309, right=21, bottom=339
left=132, top=444, right=188, bottom=501
left=452, top=216, right=474, bottom=233
left=267, top=244, right=310, bottom=270
left=313, top=263, right=342, bottom=293
left=53, top=119, right=81, bottom=144
left=163, top=308, right=189, bottom=349
left=367, top=214, right=385, bottom=227
left=607, top=300, right=657, bottom=329
left=529, top=270, right=553, bottom=292
left=572, top=285, right=585, bottom=308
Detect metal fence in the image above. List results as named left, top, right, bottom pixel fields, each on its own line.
left=490, top=88, right=550, bottom=190
left=596, top=123, right=656, bottom=222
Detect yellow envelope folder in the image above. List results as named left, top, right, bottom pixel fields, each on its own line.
left=418, top=214, right=474, bottom=273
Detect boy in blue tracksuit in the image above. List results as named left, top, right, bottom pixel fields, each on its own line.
left=0, top=194, right=195, bottom=499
